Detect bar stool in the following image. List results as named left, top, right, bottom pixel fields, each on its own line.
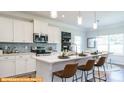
left=94, top=57, right=107, bottom=81
left=77, top=60, right=95, bottom=82
left=52, top=63, right=78, bottom=82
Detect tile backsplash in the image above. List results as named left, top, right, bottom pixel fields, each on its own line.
left=0, top=42, right=57, bottom=53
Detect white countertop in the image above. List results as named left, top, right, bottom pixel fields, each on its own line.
left=33, top=53, right=109, bottom=64
left=0, top=52, right=35, bottom=57
left=33, top=53, right=95, bottom=64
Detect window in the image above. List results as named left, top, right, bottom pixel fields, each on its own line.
left=109, top=34, right=124, bottom=55
left=95, top=33, right=124, bottom=55
left=96, top=36, right=108, bottom=52
left=74, top=36, right=82, bottom=53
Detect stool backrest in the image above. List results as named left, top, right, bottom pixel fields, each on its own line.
left=84, top=60, right=95, bottom=71
left=63, top=63, right=78, bottom=78
left=96, top=57, right=106, bottom=66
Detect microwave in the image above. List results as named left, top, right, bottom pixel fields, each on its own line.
left=33, top=33, right=48, bottom=43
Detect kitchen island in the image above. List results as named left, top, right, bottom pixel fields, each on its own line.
left=33, top=53, right=108, bottom=82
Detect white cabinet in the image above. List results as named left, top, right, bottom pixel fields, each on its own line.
left=14, top=20, right=33, bottom=43
left=0, top=54, right=36, bottom=77
left=0, top=56, right=16, bottom=77
left=0, top=17, right=13, bottom=42
left=15, top=54, right=36, bottom=75
left=13, top=20, right=25, bottom=42
left=15, top=55, right=27, bottom=75
left=26, top=56, right=36, bottom=72
left=34, top=19, right=48, bottom=34
left=24, top=22, right=33, bottom=43
left=0, top=61, right=15, bottom=77
left=48, top=26, right=61, bottom=43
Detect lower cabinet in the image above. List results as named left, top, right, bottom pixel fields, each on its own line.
left=16, top=55, right=27, bottom=75
left=16, top=55, right=36, bottom=75
left=0, top=60, right=16, bottom=77
left=0, top=54, right=36, bottom=77
left=26, top=58, right=36, bottom=73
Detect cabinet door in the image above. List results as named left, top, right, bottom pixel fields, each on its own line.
left=24, top=21, right=33, bottom=43
left=0, top=61, right=15, bottom=77
left=48, top=26, right=61, bottom=43
left=34, top=19, right=48, bottom=34
left=16, top=55, right=27, bottom=75
left=13, top=20, right=25, bottom=42
left=48, top=26, right=54, bottom=43
left=26, top=57, right=36, bottom=72
left=53, top=27, right=61, bottom=43
left=0, top=17, right=13, bottom=42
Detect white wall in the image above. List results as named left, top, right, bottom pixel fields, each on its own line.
left=86, top=23, right=124, bottom=65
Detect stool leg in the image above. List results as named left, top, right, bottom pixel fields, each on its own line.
left=62, top=78, right=64, bottom=82
left=103, top=65, right=107, bottom=81
left=93, top=68, right=96, bottom=82
left=81, top=71, right=83, bottom=82
left=52, top=74, right=54, bottom=82
left=84, top=71, right=87, bottom=82
left=65, top=78, right=66, bottom=82
left=75, top=74, right=78, bottom=82
left=87, top=71, right=88, bottom=79
left=110, top=58, right=112, bottom=68
left=97, top=67, right=101, bottom=82
left=72, top=76, right=74, bottom=82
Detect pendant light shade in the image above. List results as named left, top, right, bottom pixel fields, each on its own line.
left=77, top=11, right=82, bottom=25
left=50, top=11, right=58, bottom=18
left=77, top=16, right=82, bottom=25
left=93, top=12, right=98, bottom=30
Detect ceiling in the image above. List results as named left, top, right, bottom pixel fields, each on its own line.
left=23, top=11, right=124, bottom=29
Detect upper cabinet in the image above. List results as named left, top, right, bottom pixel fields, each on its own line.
left=0, top=17, right=61, bottom=44
left=13, top=20, right=33, bottom=43
left=48, top=25, right=61, bottom=43
left=13, top=20, right=25, bottom=42
left=0, top=17, right=33, bottom=43
left=0, top=17, right=13, bottom=42
left=34, top=19, right=48, bottom=34
left=24, top=21, right=33, bottom=43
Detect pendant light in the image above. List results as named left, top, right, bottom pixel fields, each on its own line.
left=93, top=12, right=98, bottom=30
left=50, top=11, right=58, bottom=18
left=77, top=11, right=82, bottom=25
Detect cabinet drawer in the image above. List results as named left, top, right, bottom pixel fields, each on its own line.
left=0, top=56, right=15, bottom=61
left=0, top=61, right=16, bottom=77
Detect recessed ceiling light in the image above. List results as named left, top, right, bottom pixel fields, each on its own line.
left=50, top=11, right=58, bottom=18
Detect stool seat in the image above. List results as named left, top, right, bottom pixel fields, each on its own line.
left=52, top=63, right=78, bottom=82
left=77, top=60, right=95, bottom=82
